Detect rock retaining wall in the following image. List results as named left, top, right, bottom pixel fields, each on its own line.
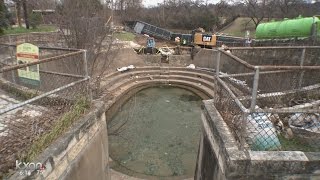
left=195, top=99, right=320, bottom=180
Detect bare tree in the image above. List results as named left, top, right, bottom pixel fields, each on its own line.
left=12, top=0, right=22, bottom=26
left=243, top=0, right=269, bottom=28
left=28, top=0, right=57, bottom=10
left=22, top=0, right=29, bottom=29
left=115, top=0, right=142, bottom=10
left=55, top=0, right=117, bottom=95
left=276, top=0, right=300, bottom=18
left=0, top=0, right=7, bottom=34
left=114, top=0, right=143, bottom=22
left=11, top=0, right=30, bottom=28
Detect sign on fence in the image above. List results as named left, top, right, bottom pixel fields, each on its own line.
left=16, top=43, right=40, bottom=86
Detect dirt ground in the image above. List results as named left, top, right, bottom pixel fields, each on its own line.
left=93, top=33, right=180, bottom=76
left=134, top=34, right=177, bottom=48
left=107, top=48, right=145, bottom=69
left=93, top=48, right=146, bottom=76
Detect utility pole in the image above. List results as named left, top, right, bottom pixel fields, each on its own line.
left=162, top=0, right=165, bottom=26
left=111, top=0, right=114, bottom=28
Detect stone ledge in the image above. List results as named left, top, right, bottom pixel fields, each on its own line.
left=199, top=100, right=320, bottom=179
left=9, top=100, right=106, bottom=180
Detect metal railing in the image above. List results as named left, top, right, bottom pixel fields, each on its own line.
left=0, top=32, right=66, bottom=48
left=0, top=36, right=91, bottom=175
left=214, top=47, right=320, bottom=151
left=0, top=44, right=91, bottom=113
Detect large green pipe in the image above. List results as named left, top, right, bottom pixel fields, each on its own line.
left=256, top=16, right=320, bottom=39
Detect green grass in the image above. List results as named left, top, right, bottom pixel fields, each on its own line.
left=23, top=97, right=90, bottom=161
left=278, top=135, right=320, bottom=152
left=114, top=31, right=136, bottom=41
left=3, top=25, right=57, bottom=35
left=220, top=17, right=264, bottom=38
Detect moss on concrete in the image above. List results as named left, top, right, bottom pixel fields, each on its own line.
left=24, top=97, right=90, bottom=162
left=279, top=135, right=320, bottom=152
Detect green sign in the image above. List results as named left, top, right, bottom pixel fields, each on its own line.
left=16, top=43, right=40, bottom=86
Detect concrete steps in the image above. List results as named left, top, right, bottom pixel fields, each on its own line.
left=102, top=67, right=215, bottom=180
left=110, top=78, right=215, bottom=99
left=102, top=66, right=214, bottom=80
left=101, top=70, right=215, bottom=88
left=102, top=72, right=215, bottom=89
left=101, top=66, right=216, bottom=99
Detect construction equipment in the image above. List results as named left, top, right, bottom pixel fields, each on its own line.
left=131, top=20, right=245, bottom=48
left=146, top=37, right=155, bottom=48
left=193, top=32, right=217, bottom=48
left=146, top=37, right=156, bottom=54
left=133, top=21, right=172, bottom=40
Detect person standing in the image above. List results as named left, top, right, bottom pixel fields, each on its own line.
left=175, top=36, right=181, bottom=54
left=246, top=38, right=252, bottom=47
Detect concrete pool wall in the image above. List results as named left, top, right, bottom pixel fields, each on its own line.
left=7, top=47, right=320, bottom=180
left=195, top=100, right=320, bottom=180
left=9, top=66, right=216, bottom=180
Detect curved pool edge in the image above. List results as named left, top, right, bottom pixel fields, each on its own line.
left=103, top=81, right=214, bottom=179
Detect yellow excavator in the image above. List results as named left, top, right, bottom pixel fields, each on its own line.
left=192, top=28, right=217, bottom=48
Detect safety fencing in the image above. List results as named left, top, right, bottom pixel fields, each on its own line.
left=213, top=46, right=320, bottom=151
left=0, top=32, right=65, bottom=47
left=0, top=36, right=91, bottom=176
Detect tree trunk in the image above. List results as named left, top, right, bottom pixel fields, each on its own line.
left=16, top=1, right=22, bottom=27
left=0, top=0, right=5, bottom=34
left=22, top=0, right=29, bottom=29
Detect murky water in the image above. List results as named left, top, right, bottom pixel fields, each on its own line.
left=108, top=87, right=202, bottom=178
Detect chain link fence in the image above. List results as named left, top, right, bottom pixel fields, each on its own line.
left=214, top=47, right=320, bottom=152
left=253, top=39, right=320, bottom=47
left=0, top=39, right=91, bottom=176
left=216, top=37, right=319, bottom=48
left=230, top=46, right=320, bottom=66
left=0, top=32, right=66, bottom=48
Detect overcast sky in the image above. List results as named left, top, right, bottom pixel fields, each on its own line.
left=143, top=0, right=220, bottom=7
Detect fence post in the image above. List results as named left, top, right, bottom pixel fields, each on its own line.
left=8, top=35, right=17, bottom=83
left=8, top=35, right=13, bottom=57
left=298, top=48, right=306, bottom=88
left=83, top=50, right=92, bottom=101
left=8, top=35, right=12, bottom=64
left=216, top=50, right=221, bottom=77
left=83, top=50, right=88, bottom=77
left=240, top=111, right=249, bottom=150
left=250, top=67, right=260, bottom=112
left=8, top=35, right=11, bottom=45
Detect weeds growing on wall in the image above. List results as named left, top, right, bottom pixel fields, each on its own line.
left=24, top=97, right=90, bottom=162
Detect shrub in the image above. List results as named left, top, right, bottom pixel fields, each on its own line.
left=29, top=13, right=42, bottom=29
left=0, top=1, right=9, bottom=34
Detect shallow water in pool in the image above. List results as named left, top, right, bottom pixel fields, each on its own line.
left=108, top=86, right=202, bottom=178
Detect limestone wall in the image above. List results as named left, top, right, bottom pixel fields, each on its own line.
left=9, top=101, right=110, bottom=180
left=143, top=54, right=193, bottom=66
left=230, top=47, right=320, bottom=66
left=193, top=49, right=217, bottom=69
left=195, top=99, right=320, bottom=180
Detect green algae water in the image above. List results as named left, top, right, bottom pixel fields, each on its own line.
left=108, top=86, right=202, bottom=179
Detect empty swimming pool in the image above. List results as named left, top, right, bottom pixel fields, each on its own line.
left=108, top=86, right=202, bottom=179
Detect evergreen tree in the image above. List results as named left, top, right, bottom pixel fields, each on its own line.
left=0, top=0, right=9, bottom=34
